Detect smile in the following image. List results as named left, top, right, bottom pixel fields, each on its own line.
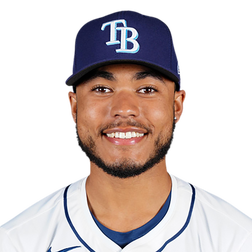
left=102, top=126, right=148, bottom=145
left=106, top=132, right=145, bottom=139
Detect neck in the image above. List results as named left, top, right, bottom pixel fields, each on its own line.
left=86, top=159, right=171, bottom=232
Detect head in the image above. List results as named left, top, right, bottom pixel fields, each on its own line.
left=66, top=11, right=185, bottom=178
left=68, top=63, right=185, bottom=178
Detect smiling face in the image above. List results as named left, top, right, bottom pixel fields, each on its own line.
left=69, top=64, right=185, bottom=178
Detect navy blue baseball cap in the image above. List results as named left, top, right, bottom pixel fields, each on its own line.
left=66, top=11, right=180, bottom=90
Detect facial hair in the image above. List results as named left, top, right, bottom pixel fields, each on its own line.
left=76, top=121, right=175, bottom=179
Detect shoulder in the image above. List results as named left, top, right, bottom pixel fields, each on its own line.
left=195, top=183, right=252, bottom=251
left=0, top=177, right=85, bottom=248
left=194, top=182, right=252, bottom=232
left=172, top=175, right=252, bottom=251
left=173, top=175, right=252, bottom=230
left=2, top=186, right=65, bottom=233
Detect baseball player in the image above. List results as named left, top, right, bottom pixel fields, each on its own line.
left=1, top=11, right=252, bottom=252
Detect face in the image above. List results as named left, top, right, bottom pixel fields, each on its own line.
left=69, top=64, right=185, bottom=178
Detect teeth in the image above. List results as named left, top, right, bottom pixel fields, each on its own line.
left=131, top=132, right=136, bottom=138
left=106, top=132, right=144, bottom=139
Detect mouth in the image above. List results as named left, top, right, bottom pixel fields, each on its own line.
left=102, top=127, right=148, bottom=145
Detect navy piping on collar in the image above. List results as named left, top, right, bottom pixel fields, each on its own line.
left=63, top=183, right=196, bottom=252
left=63, top=185, right=95, bottom=252
left=156, top=184, right=196, bottom=252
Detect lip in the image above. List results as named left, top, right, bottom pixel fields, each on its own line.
left=104, top=134, right=146, bottom=145
left=103, top=127, right=148, bottom=134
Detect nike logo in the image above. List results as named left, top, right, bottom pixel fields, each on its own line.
left=47, top=246, right=81, bottom=252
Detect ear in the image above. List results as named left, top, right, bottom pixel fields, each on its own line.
left=68, top=92, right=77, bottom=123
left=174, top=90, right=186, bottom=123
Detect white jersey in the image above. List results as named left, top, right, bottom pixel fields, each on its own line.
left=1, top=175, right=252, bottom=252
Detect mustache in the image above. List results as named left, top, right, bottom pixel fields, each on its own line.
left=99, top=120, right=153, bottom=134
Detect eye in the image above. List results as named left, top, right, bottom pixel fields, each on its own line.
left=138, top=86, right=158, bottom=94
left=91, top=85, right=112, bottom=93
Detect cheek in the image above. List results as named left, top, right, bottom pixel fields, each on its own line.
left=143, top=99, right=174, bottom=130
left=77, top=99, right=109, bottom=133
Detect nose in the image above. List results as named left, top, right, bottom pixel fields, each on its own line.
left=110, top=91, right=140, bottom=118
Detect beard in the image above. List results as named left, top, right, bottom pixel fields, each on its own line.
left=76, top=121, right=175, bottom=179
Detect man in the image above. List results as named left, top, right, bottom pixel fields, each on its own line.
left=0, top=10, right=252, bottom=252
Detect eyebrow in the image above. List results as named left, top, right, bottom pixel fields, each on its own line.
left=83, top=69, right=165, bottom=83
left=97, top=71, right=115, bottom=81
left=133, top=71, right=165, bottom=83
left=83, top=70, right=116, bottom=83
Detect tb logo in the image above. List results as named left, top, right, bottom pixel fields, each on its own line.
left=101, top=19, right=140, bottom=54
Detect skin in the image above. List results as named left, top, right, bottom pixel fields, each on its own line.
left=68, top=64, right=185, bottom=232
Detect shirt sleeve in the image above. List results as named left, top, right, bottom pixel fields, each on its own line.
left=238, top=233, right=252, bottom=252
left=0, top=227, right=18, bottom=252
